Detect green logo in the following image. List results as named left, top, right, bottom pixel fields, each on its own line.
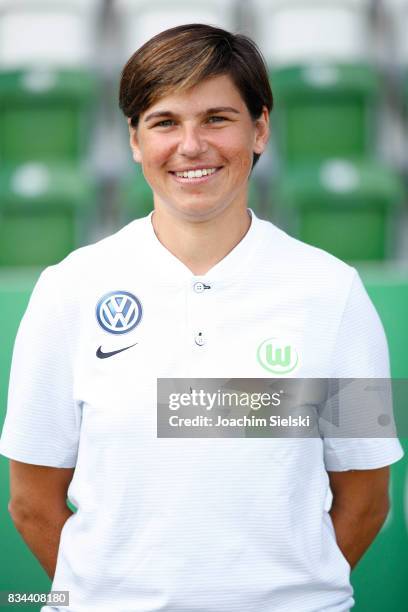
left=257, top=338, right=299, bottom=374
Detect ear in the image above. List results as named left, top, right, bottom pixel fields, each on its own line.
left=253, top=106, right=270, bottom=155
left=128, top=118, right=142, bottom=164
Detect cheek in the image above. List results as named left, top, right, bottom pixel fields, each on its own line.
left=225, top=139, right=254, bottom=171
left=140, top=137, right=176, bottom=171
left=216, top=129, right=255, bottom=164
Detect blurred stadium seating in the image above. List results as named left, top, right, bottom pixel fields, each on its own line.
left=0, top=1, right=407, bottom=611
left=271, top=158, right=404, bottom=262
left=252, top=0, right=376, bottom=65
left=115, top=0, right=238, bottom=63
left=0, top=68, right=98, bottom=164
left=387, top=0, right=408, bottom=65
left=270, top=63, right=380, bottom=163
left=0, top=162, right=96, bottom=266
left=258, top=0, right=406, bottom=263
left=0, top=0, right=100, bottom=68
left=0, top=0, right=100, bottom=266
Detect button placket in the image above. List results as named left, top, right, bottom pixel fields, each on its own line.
left=188, top=279, right=213, bottom=351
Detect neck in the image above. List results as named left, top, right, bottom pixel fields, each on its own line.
left=151, top=203, right=252, bottom=276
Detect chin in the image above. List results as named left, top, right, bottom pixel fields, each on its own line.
left=164, top=197, right=223, bottom=218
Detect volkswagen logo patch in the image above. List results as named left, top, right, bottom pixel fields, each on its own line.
left=96, top=291, right=142, bottom=334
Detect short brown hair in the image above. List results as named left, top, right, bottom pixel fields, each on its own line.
left=119, top=23, right=273, bottom=167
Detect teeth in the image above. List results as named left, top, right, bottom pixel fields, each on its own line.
left=175, top=168, right=217, bottom=179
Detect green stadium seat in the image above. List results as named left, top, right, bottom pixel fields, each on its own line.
left=353, top=265, right=408, bottom=612
left=270, top=63, right=379, bottom=164
left=0, top=162, right=96, bottom=266
left=248, top=178, right=265, bottom=218
left=271, top=159, right=404, bottom=262
left=359, top=264, right=408, bottom=378
left=0, top=68, right=98, bottom=164
left=0, top=269, right=51, bottom=605
left=120, top=168, right=153, bottom=225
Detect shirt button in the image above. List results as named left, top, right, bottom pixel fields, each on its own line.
left=194, top=282, right=205, bottom=293
left=193, top=282, right=211, bottom=293
left=195, top=332, right=205, bottom=346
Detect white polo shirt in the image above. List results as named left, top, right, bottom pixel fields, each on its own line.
left=0, top=210, right=403, bottom=612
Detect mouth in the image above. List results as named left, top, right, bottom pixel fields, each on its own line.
left=168, top=166, right=223, bottom=184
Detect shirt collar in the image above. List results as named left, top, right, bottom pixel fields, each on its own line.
left=139, top=208, right=267, bottom=286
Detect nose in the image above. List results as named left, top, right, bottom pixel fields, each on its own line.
left=177, top=124, right=208, bottom=157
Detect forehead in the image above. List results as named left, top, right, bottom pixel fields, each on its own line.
left=141, top=74, right=247, bottom=118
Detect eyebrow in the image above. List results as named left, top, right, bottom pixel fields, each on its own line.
left=144, top=106, right=241, bottom=123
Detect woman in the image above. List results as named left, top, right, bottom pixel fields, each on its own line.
left=0, top=24, right=403, bottom=612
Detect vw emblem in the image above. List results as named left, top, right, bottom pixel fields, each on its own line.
left=96, top=291, right=142, bottom=334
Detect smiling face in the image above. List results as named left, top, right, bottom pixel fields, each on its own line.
left=129, top=74, right=269, bottom=222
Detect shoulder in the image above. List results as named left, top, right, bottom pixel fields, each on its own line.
left=57, top=216, right=147, bottom=273
left=27, top=216, right=150, bottom=322
left=256, top=216, right=356, bottom=297
left=41, top=216, right=149, bottom=287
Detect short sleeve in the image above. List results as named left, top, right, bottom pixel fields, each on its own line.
left=0, top=266, right=80, bottom=467
left=323, top=269, right=404, bottom=471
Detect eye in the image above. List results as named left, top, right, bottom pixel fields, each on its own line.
left=154, top=119, right=175, bottom=128
left=207, top=116, right=227, bottom=124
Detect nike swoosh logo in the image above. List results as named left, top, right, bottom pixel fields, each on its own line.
left=96, top=343, right=138, bottom=359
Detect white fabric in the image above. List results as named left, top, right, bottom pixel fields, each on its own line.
left=0, top=210, right=403, bottom=612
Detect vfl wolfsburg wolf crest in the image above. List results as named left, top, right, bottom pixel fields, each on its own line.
left=257, top=338, right=299, bottom=374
